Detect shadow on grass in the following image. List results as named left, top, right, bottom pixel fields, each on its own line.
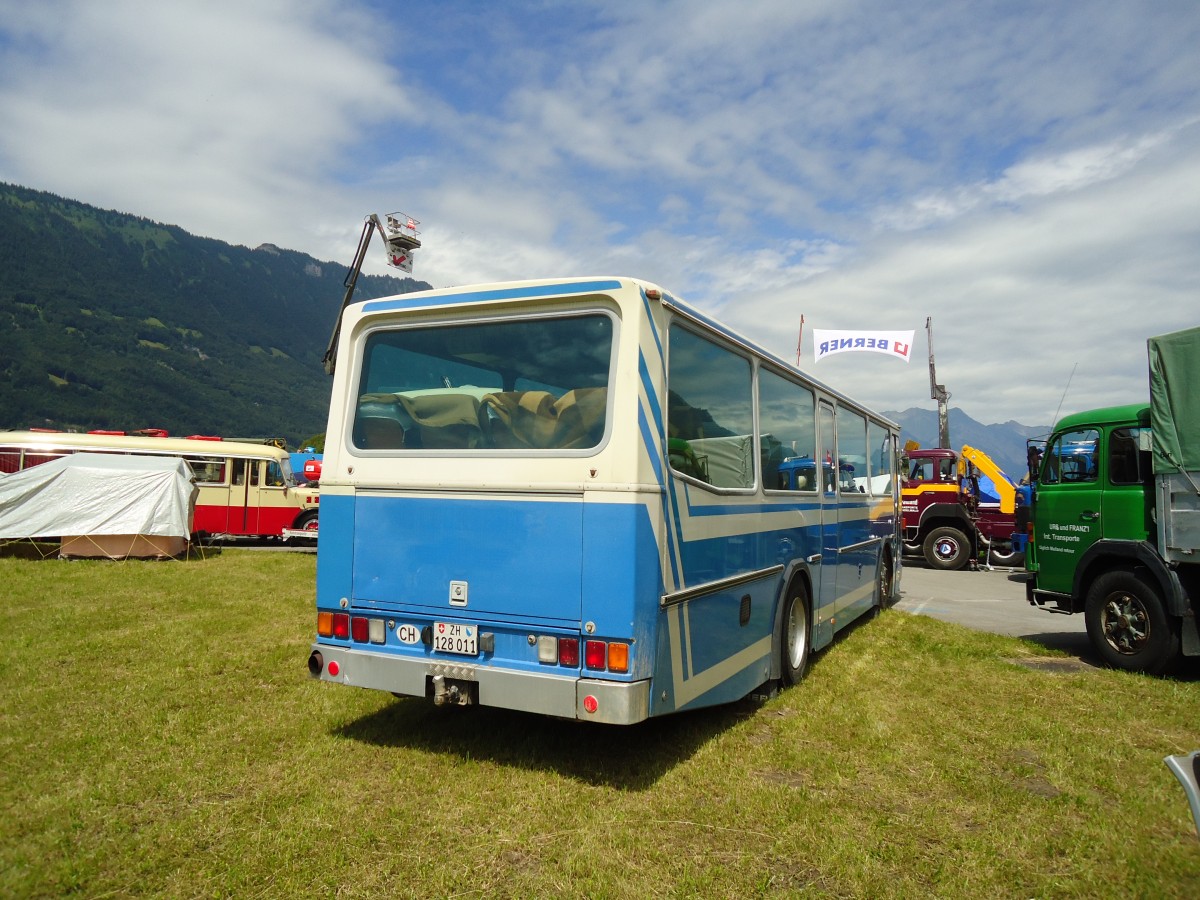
left=335, top=692, right=765, bottom=789
left=331, top=618, right=879, bottom=789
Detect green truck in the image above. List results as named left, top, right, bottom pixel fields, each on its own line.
left=1024, top=326, right=1200, bottom=674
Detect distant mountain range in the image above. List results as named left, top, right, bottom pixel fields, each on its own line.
left=0, top=183, right=429, bottom=447
left=884, top=406, right=1049, bottom=480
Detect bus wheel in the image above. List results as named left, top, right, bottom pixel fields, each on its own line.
left=922, top=526, right=970, bottom=570
left=780, top=583, right=811, bottom=685
left=1085, top=571, right=1179, bottom=675
left=295, top=511, right=319, bottom=532
left=875, top=550, right=895, bottom=611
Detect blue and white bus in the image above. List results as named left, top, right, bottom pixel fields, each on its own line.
left=308, top=277, right=901, bottom=724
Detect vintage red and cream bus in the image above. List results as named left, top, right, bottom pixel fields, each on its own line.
left=0, top=430, right=319, bottom=539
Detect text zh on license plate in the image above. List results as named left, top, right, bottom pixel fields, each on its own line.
left=433, top=622, right=477, bottom=655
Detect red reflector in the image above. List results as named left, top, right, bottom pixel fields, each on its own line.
left=583, top=695, right=598, bottom=714
left=328, top=660, right=340, bottom=677
left=559, top=637, right=579, bottom=667
left=585, top=640, right=606, bottom=670
left=351, top=616, right=369, bottom=642
left=332, top=613, right=350, bottom=640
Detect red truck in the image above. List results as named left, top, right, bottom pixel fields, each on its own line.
left=901, top=444, right=1022, bottom=570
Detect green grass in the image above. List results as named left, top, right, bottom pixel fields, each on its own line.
left=1, top=550, right=1197, bottom=897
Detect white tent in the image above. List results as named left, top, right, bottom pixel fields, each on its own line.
left=0, top=453, right=197, bottom=558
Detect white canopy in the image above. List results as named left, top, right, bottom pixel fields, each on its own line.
left=0, top=453, right=196, bottom=539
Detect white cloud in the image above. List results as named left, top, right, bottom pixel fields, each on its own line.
left=730, top=128, right=1200, bottom=425
left=1, top=0, right=1199, bottom=429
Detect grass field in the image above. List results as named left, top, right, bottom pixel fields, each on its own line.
left=1, top=549, right=1197, bottom=898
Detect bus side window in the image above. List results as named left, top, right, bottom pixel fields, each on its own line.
left=232, top=460, right=246, bottom=486
left=758, top=368, right=816, bottom=492
left=266, top=461, right=285, bottom=487
left=667, top=326, right=753, bottom=489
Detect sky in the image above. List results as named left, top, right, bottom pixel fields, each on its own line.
left=1, top=0, right=1198, bottom=428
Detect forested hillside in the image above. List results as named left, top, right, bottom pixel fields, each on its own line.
left=0, top=183, right=429, bottom=446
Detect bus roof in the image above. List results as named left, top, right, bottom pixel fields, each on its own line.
left=0, top=430, right=292, bottom=460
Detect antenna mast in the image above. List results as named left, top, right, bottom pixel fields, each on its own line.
left=927, top=316, right=950, bottom=448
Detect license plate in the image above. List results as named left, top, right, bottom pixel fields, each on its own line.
left=433, top=622, right=477, bottom=656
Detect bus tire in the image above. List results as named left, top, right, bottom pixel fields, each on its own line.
left=294, top=510, right=319, bottom=532
left=780, top=582, right=811, bottom=685
left=1085, top=570, right=1179, bottom=675
left=875, top=549, right=895, bottom=612
left=922, top=525, right=970, bottom=571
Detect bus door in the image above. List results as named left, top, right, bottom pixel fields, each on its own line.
left=833, top=407, right=877, bottom=621
left=815, top=402, right=840, bottom=639
left=227, top=458, right=261, bottom=535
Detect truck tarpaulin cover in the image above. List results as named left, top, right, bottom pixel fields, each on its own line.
left=1148, top=325, right=1200, bottom=474
left=0, top=453, right=196, bottom=539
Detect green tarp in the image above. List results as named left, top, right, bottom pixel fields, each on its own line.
left=1148, top=325, right=1200, bottom=474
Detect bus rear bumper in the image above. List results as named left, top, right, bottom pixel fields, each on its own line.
left=309, top=643, right=651, bottom=725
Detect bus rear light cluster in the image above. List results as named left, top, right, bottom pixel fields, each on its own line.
left=537, top=635, right=579, bottom=666
left=317, top=611, right=349, bottom=639
left=585, top=640, right=630, bottom=673
left=536, top=635, right=628, bottom=670
left=317, top=612, right=384, bottom=644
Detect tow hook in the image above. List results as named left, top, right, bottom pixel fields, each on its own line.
left=432, top=674, right=471, bottom=706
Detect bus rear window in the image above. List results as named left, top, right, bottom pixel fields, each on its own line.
left=353, top=312, right=614, bottom=452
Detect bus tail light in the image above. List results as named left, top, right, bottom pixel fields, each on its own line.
left=350, top=616, right=386, bottom=644
left=331, top=613, right=350, bottom=640
left=583, top=640, right=631, bottom=673
left=317, top=611, right=333, bottom=637
left=607, top=642, right=630, bottom=673
left=585, top=640, right=606, bottom=671
left=536, top=635, right=581, bottom=666
left=558, top=638, right=579, bottom=667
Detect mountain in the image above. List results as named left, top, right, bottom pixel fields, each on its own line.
left=883, top=406, right=1049, bottom=480
left=0, top=183, right=430, bottom=447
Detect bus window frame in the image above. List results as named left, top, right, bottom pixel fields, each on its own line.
left=346, top=305, right=621, bottom=459
left=666, top=320, right=756, bottom=495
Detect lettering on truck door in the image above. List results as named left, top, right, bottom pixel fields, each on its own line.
left=1034, top=427, right=1102, bottom=593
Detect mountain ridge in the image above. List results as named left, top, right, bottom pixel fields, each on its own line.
left=883, top=406, right=1048, bottom=480
left=0, top=182, right=429, bottom=446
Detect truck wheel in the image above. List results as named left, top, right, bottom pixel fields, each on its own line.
left=780, top=582, right=811, bottom=685
left=923, top=526, right=970, bottom=570
left=986, top=540, right=1025, bottom=568
left=1084, top=571, right=1179, bottom=675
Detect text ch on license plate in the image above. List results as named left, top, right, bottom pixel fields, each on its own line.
left=433, top=622, right=477, bottom=655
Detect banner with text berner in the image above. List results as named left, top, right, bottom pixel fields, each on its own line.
left=812, top=329, right=915, bottom=363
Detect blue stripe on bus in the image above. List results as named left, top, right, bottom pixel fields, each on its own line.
left=640, top=287, right=664, bottom=361
left=361, top=279, right=624, bottom=313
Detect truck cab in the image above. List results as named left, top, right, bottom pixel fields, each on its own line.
left=900, top=445, right=1022, bottom=570
left=1025, top=387, right=1200, bottom=674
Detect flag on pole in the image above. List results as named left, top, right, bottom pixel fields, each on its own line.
left=812, top=329, right=914, bottom=363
